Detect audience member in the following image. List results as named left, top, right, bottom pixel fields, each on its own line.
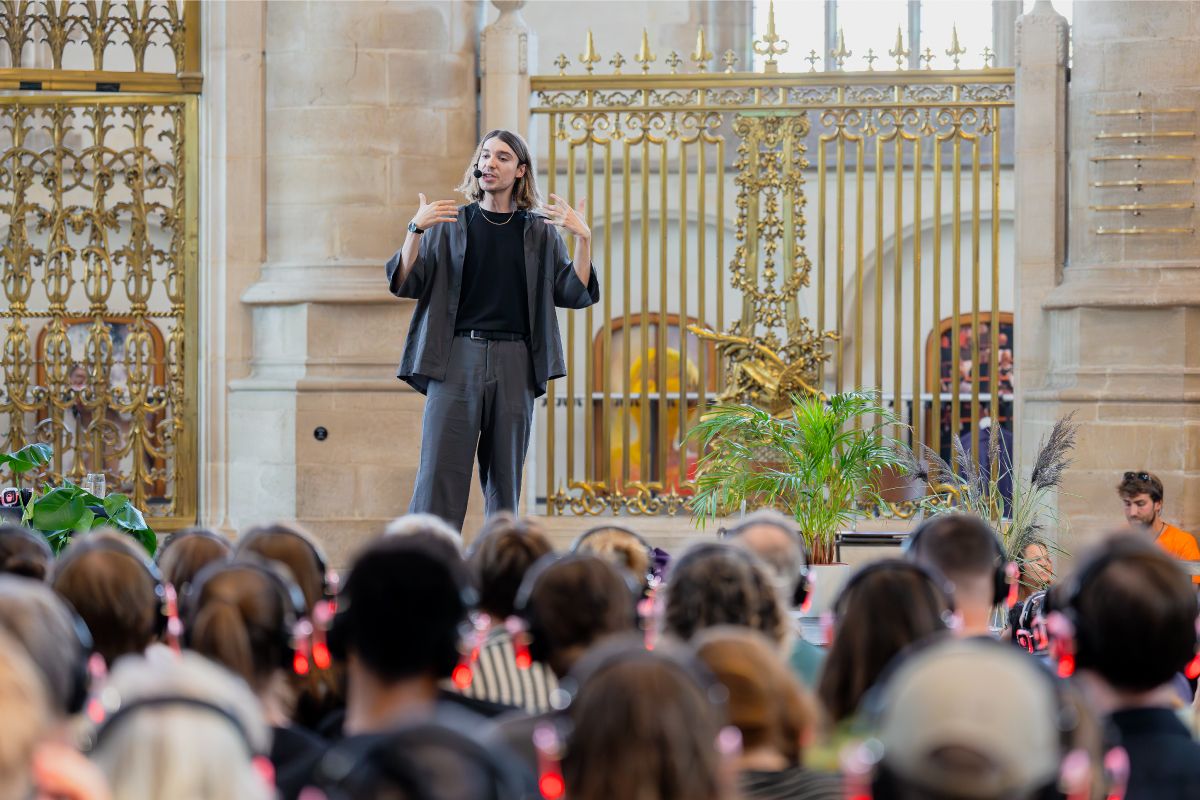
left=694, top=626, right=841, bottom=800
left=1051, top=534, right=1200, bottom=798
left=0, top=524, right=52, bottom=581
left=562, top=635, right=734, bottom=800
left=721, top=511, right=825, bottom=688
left=86, top=648, right=272, bottom=800
left=517, top=553, right=638, bottom=677
left=907, top=515, right=1006, bottom=637
left=0, top=575, right=92, bottom=719
left=1018, top=540, right=1054, bottom=601
left=1118, top=471, right=1200, bottom=582
left=0, top=627, right=50, bottom=800
left=385, top=512, right=465, bottom=555
left=818, top=559, right=952, bottom=723
left=51, top=531, right=161, bottom=666
left=184, top=560, right=327, bottom=800
left=572, top=525, right=655, bottom=589
left=157, top=527, right=232, bottom=594
left=866, top=638, right=1098, bottom=800
left=464, top=513, right=557, bottom=713
left=664, top=542, right=786, bottom=647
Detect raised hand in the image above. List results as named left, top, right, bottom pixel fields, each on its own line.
left=544, top=194, right=591, bottom=241
left=411, top=193, right=459, bottom=230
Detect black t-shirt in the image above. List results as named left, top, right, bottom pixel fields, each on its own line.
left=455, top=204, right=529, bottom=336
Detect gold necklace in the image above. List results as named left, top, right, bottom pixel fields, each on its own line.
left=479, top=205, right=516, bottom=226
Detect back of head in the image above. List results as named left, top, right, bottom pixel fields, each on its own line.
left=384, top=512, right=465, bottom=556
left=470, top=513, right=552, bottom=619
left=909, top=515, right=1001, bottom=605
left=186, top=565, right=291, bottom=694
left=693, top=625, right=814, bottom=766
left=873, top=639, right=1065, bottom=800
left=1066, top=533, right=1198, bottom=691
left=818, top=560, right=950, bottom=722
left=664, top=542, right=785, bottom=646
left=0, top=628, right=49, bottom=800
left=52, top=531, right=159, bottom=666
left=573, top=526, right=653, bottom=588
left=158, top=528, right=231, bottom=593
left=564, top=639, right=726, bottom=800
left=0, top=575, right=89, bottom=717
left=236, top=522, right=326, bottom=610
left=524, top=555, right=636, bottom=674
left=89, top=648, right=271, bottom=800
left=330, top=536, right=467, bottom=682
left=0, top=525, right=52, bottom=581
left=723, top=511, right=807, bottom=600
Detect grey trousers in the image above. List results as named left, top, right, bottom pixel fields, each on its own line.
left=409, top=336, right=535, bottom=530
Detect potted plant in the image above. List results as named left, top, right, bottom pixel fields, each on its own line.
left=687, top=389, right=911, bottom=611
left=0, top=443, right=157, bottom=556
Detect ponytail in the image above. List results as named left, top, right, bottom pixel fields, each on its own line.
left=191, top=600, right=257, bottom=688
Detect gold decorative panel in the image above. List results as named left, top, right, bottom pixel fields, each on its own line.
left=0, top=95, right=198, bottom=527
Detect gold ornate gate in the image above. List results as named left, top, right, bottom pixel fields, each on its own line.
left=0, top=1, right=200, bottom=528
left=533, top=17, right=1014, bottom=516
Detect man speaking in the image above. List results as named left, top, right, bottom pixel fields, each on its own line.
left=386, top=130, right=598, bottom=529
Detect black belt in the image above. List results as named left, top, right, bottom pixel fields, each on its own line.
left=455, top=330, right=526, bottom=342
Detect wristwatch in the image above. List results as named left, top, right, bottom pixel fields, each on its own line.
left=408, top=221, right=424, bottom=234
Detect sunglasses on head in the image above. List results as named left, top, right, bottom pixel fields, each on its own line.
left=1124, top=472, right=1152, bottom=482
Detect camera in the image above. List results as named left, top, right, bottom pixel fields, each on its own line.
left=0, top=488, right=31, bottom=508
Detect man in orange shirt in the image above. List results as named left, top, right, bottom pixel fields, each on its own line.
left=1118, top=471, right=1200, bottom=582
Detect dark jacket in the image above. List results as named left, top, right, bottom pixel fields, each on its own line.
left=1111, top=707, right=1200, bottom=800
left=386, top=204, right=600, bottom=397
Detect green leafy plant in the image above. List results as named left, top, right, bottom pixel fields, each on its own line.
left=687, top=389, right=911, bottom=563
left=0, top=444, right=156, bottom=556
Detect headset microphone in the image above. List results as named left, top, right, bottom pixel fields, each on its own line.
left=473, top=166, right=483, bottom=179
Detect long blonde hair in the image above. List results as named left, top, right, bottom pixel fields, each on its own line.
left=456, top=129, right=543, bottom=210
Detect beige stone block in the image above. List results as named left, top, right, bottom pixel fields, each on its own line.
left=296, top=404, right=426, bottom=466
left=389, top=155, right=469, bottom=204
left=334, top=205, right=417, bottom=261
left=445, top=108, right=481, bottom=157
left=1076, top=308, right=1183, bottom=367
left=354, top=464, right=419, bottom=518
left=387, top=51, right=475, bottom=109
left=1071, top=420, right=1184, bottom=472
left=266, top=205, right=337, bottom=262
left=268, top=49, right=388, bottom=109
left=328, top=390, right=425, bottom=413
left=1077, top=1, right=1195, bottom=41
left=306, top=304, right=408, bottom=361
left=225, top=160, right=267, bottom=263
left=268, top=156, right=388, bottom=206
left=296, top=464, right=358, bottom=519
left=265, top=0, right=307, bottom=54
left=1099, top=39, right=1200, bottom=92
left=268, top=108, right=443, bottom=157
left=303, top=1, right=454, bottom=52
left=298, top=518, right=386, bottom=571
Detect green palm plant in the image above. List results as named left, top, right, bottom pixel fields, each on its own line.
left=686, top=389, right=911, bottom=563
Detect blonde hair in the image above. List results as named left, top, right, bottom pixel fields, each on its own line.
left=455, top=129, right=543, bottom=210
left=0, top=628, right=48, bottom=800
left=91, top=649, right=271, bottom=800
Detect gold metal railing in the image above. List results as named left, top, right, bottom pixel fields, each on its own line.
left=532, top=25, right=1014, bottom=517
left=0, top=1, right=200, bottom=529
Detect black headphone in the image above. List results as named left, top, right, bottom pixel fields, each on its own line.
left=514, top=552, right=643, bottom=665
left=235, top=525, right=337, bottom=603
left=60, top=598, right=95, bottom=715
left=719, top=517, right=812, bottom=609
left=832, top=558, right=957, bottom=619
left=905, top=515, right=1011, bottom=607
left=858, top=636, right=1088, bottom=800
left=184, top=556, right=310, bottom=675
left=81, top=695, right=265, bottom=757
left=54, top=535, right=171, bottom=637
left=570, top=524, right=659, bottom=586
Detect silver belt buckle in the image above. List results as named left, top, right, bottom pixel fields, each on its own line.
left=470, top=330, right=483, bottom=341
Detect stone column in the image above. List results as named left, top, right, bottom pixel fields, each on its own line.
left=992, top=0, right=1022, bottom=68
left=481, top=1, right=537, bottom=140
left=1036, top=1, right=1200, bottom=541
left=229, top=1, right=481, bottom=564
left=1013, top=0, right=1069, bottom=468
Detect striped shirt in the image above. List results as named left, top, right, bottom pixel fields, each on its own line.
left=459, top=628, right=557, bottom=714
left=739, top=767, right=843, bottom=800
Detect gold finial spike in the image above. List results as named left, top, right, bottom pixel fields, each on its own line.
left=580, top=27, right=602, bottom=74
left=609, top=52, right=626, bottom=74
left=554, top=53, right=571, bottom=75
left=690, top=26, right=714, bottom=72
left=752, top=0, right=789, bottom=73
left=980, top=45, right=995, bottom=69
left=920, top=47, right=936, bottom=69
left=722, top=49, right=739, bottom=73
left=945, top=24, right=966, bottom=69
left=888, top=26, right=909, bottom=70
left=829, top=27, right=851, bottom=70
left=634, top=28, right=656, bottom=73
left=665, top=50, right=683, bottom=74
left=864, top=48, right=878, bottom=71
left=805, top=49, right=819, bottom=72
